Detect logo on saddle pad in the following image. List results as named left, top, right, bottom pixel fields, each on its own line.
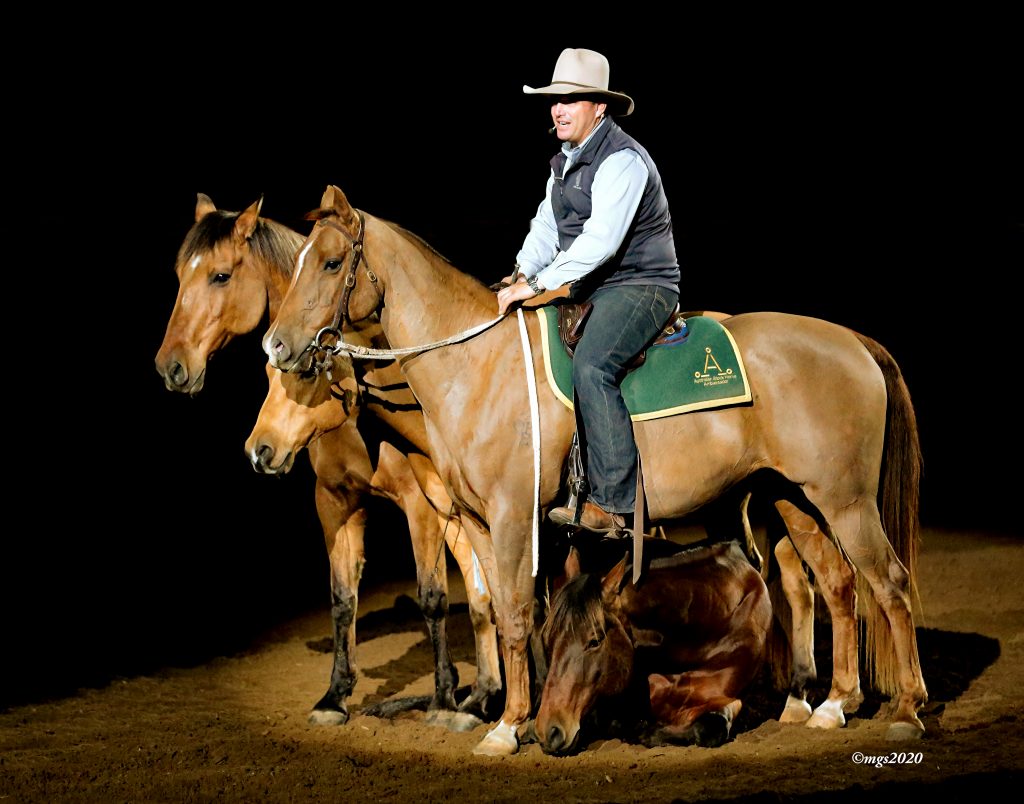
left=536, top=308, right=752, bottom=421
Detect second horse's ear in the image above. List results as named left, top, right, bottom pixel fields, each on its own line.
left=601, top=554, right=629, bottom=606
left=564, top=546, right=582, bottom=580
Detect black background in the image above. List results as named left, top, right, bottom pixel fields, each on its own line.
left=5, top=16, right=1020, bottom=708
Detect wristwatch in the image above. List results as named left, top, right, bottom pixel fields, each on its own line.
left=526, top=275, right=543, bottom=295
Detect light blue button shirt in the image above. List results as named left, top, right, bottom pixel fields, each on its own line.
left=515, top=118, right=649, bottom=291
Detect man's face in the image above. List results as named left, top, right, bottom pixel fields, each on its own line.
left=550, top=97, right=607, bottom=147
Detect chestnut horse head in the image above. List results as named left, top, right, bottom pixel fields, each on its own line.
left=245, top=355, right=358, bottom=476
left=155, top=194, right=305, bottom=394
left=534, top=542, right=772, bottom=755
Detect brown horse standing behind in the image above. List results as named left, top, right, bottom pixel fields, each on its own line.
left=534, top=541, right=772, bottom=755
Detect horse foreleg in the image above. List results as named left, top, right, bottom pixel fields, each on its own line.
left=774, top=501, right=862, bottom=729
left=471, top=524, right=535, bottom=756
left=371, top=444, right=458, bottom=712
left=310, top=488, right=366, bottom=726
left=818, top=501, right=927, bottom=739
left=443, top=517, right=501, bottom=722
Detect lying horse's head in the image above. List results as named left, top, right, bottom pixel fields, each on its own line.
left=534, top=550, right=634, bottom=756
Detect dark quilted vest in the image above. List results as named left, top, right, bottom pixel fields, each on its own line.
left=549, top=119, right=680, bottom=297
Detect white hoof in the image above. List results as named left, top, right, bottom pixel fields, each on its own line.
left=779, top=695, right=813, bottom=723
left=807, top=699, right=846, bottom=730
left=886, top=719, right=925, bottom=741
left=308, top=709, right=348, bottom=726
left=472, top=720, right=520, bottom=756
left=426, top=710, right=485, bottom=733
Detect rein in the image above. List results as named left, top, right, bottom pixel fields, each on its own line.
left=311, top=211, right=507, bottom=361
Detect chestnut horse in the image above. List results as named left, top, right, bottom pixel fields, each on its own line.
left=263, top=185, right=926, bottom=755
left=155, top=194, right=501, bottom=725
left=534, top=541, right=772, bottom=754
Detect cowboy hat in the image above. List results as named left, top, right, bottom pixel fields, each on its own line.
left=523, top=48, right=634, bottom=116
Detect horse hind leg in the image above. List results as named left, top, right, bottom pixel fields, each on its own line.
left=771, top=536, right=816, bottom=723
left=405, top=454, right=503, bottom=725
left=774, top=500, right=862, bottom=730
left=814, top=498, right=927, bottom=739
left=370, top=443, right=459, bottom=713
left=438, top=515, right=502, bottom=728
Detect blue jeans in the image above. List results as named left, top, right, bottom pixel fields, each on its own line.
left=572, top=283, right=679, bottom=513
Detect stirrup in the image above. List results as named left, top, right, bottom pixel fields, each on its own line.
left=563, top=430, right=588, bottom=526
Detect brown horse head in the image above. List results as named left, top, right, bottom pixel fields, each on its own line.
left=244, top=355, right=357, bottom=475
left=264, top=185, right=383, bottom=372
left=534, top=554, right=634, bottom=756
left=155, top=194, right=304, bottom=394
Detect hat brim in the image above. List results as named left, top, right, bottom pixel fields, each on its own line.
left=523, top=83, right=634, bottom=117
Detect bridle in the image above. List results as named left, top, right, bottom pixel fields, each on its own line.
left=304, top=210, right=508, bottom=365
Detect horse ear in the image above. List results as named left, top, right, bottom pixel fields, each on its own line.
left=564, top=547, right=582, bottom=580
left=601, top=555, right=629, bottom=606
left=195, top=193, right=216, bottom=222
left=234, top=196, right=264, bottom=243
left=322, top=184, right=360, bottom=234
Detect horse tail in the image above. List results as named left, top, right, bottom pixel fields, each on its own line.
left=854, top=331, right=924, bottom=694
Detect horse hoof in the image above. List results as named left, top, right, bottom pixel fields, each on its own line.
left=806, top=699, right=846, bottom=730
left=693, top=712, right=731, bottom=748
left=309, top=708, right=349, bottom=726
left=425, top=710, right=485, bottom=733
left=886, top=719, right=925, bottom=741
left=778, top=696, right=813, bottom=724
left=472, top=720, right=519, bottom=756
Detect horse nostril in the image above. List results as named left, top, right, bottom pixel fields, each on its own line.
left=167, top=361, right=187, bottom=388
left=545, top=725, right=565, bottom=752
left=253, top=444, right=274, bottom=472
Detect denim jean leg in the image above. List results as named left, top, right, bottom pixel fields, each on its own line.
left=572, top=284, right=679, bottom=513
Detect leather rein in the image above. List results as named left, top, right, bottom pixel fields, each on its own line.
left=309, top=211, right=507, bottom=367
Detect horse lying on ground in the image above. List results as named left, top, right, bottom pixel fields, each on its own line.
left=263, top=185, right=925, bottom=754
left=155, top=194, right=500, bottom=725
left=532, top=541, right=772, bottom=754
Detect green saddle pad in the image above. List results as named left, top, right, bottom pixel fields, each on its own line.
left=536, top=307, right=752, bottom=421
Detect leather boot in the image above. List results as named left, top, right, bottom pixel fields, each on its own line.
left=548, top=500, right=626, bottom=533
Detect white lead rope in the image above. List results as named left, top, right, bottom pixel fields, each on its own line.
left=329, top=308, right=543, bottom=576
left=516, top=308, right=542, bottom=578
left=327, top=315, right=506, bottom=360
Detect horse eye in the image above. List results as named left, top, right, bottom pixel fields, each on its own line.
left=586, top=635, right=604, bottom=650
left=210, top=273, right=230, bottom=285
left=324, top=259, right=343, bottom=273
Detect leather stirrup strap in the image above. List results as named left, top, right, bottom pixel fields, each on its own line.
left=632, top=455, right=644, bottom=584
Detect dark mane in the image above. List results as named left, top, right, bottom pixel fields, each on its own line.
left=178, top=211, right=304, bottom=280
left=541, top=573, right=606, bottom=650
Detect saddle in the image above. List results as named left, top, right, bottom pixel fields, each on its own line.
left=557, top=301, right=688, bottom=369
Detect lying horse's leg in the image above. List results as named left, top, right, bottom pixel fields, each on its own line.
left=309, top=487, right=367, bottom=725
left=642, top=682, right=743, bottom=749
left=774, top=501, right=862, bottom=729
left=371, top=443, right=458, bottom=711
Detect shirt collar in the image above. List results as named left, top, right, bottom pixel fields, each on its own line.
left=561, top=117, right=608, bottom=163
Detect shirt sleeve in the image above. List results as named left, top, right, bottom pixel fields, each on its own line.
left=514, top=173, right=560, bottom=277
left=531, top=149, right=649, bottom=291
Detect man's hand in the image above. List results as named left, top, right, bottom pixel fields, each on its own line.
left=488, top=272, right=520, bottom=292
left=496, top=279, right=540, bottom=315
